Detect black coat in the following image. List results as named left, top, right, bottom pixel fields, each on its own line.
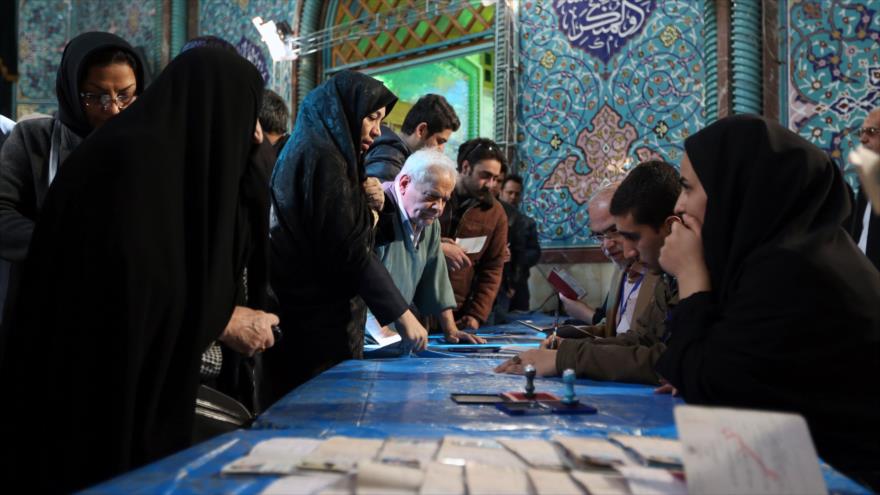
left=655, top=115, right=880, bottom=484
left=263, top=71, right=409, bottom=404
left=0, top=47, right=266, bottom=493
left=363, top=124, right=411, bottom=182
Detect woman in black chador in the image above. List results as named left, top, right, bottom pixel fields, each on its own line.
left=264, top=70, right=428, bottom=404
left=657, top=114, right=880, bottom=489
left=0, top=47, right=270, bottom=493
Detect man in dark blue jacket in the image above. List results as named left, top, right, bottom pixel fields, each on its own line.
left=364, top=94, right=460, bottom=182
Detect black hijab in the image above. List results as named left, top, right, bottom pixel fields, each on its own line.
left=0, top=47, right=265, bottom=493
left=656, top=115, right=880, bottom=481
left=55, top=31, right=147, bottom=138
left=270, top=69, right=398, bottom=301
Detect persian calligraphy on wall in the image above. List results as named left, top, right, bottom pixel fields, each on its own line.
left=784, top=0, right=880, bottom=188
left=517, top=0, right=707, bottom=247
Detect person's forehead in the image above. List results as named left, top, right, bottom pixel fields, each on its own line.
left=864, top=110, right=880, bottom=127
left=502, top=181, right=522, bottom=192
left=473, top=159, right=502, bottom=173
left=613, top=211, right=645, bottom=232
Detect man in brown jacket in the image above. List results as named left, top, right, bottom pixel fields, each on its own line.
left=495, top=160, right=680, bottom=385
left=439, top=138, right=508, bottom=330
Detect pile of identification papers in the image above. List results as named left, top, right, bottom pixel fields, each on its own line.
left=222, top=405, right=828, bottom=495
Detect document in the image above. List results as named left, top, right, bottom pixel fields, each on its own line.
left=365, top=312, right=401, bottom=348
left=498, top=438, right=566, bottom=470
left=420, top=462, right=465, bottom=495
left=222, top=437, right=322, bottom=475
left=675, top=405, right=827, bottom=495
left=299, top=437, right=385, bottom=472
left=568, top=471, right=630, bottom=495
left=615, top=465, right=686, bottom=495
left=547, top=268, right=587, bottom=300
left=356, top=460, right=423, bottom=495
left=261, top=472, right=345, bottom=495
left=377, top=438, right=439, bottom=468
left=553, top=436, right=633, bottom=468
left=435, top=436, right=526, bottom=469
left=609, top=435, right=683, bottom=467
left=528, top=468, right=584, bottom=495
left=465, top=463, right=531, bottom=495
left=455, top=236, right=487, bottom=254
left=849, top=144, right=880, bottom=213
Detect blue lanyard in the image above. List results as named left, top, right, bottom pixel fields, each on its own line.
left=617, top=271, right=645, bottom=325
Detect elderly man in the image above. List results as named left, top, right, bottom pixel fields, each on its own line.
left=373, top=149, right=485, bottom=344
left=853, top=108, right=880, bottom=270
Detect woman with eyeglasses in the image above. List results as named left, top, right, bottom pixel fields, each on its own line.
left=0, top=32, right=145, bottom=330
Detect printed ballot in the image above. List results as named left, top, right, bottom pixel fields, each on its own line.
left=455, top=236, right=487, bottom=254
left=547, top=267, right=587, bottom=300
left=849, top=144, right=880, bottom=213
left=675, top=405, right=827, bottom=495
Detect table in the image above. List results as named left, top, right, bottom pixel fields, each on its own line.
left=85, top=358, right=870, bottom=494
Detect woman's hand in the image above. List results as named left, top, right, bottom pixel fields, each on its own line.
left=219, top=306, right=279, bottom=356
left=363, top=177, right=385, bottom=211
left=494, top=349, right=558, bottom=376
left=396, top=310, right=428, bottom=352
left=659, top=214, right=711, bottom=298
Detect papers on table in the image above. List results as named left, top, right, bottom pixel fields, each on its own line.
left=435, top=436, right=526, bottom=469
left=609, top=434, right=683, bottom=467
left=365, top=312, right=401, bottom=348
left=675, top=405, right=827, bottom=495
left=497, top=438, right=567, bottom=470
left=554, top=435, right=634, bottom=468
left=299, top=437, right=384, bottom=472
left=222, top=437, right=322, bottom=474
left=455, top=236, right=487, bottom=254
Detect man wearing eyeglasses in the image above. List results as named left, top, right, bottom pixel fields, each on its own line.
left=438, top=138, right=509, bottom=330
left=852, top=108, right=880, bottom=270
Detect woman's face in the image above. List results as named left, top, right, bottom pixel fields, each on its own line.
left=80, top=62, right=138, bottom=130
left=675, top=152, right=707, bottom=224
left=360, top=107, right=386, bottom=155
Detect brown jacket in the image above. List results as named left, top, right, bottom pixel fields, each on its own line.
left=439, top=191, right=508, bottom=323
left=588, top=268, right=661, bottom=338
left=556, top=273, right=677, bottom=384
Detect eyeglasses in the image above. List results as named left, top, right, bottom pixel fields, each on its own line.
left=589, top=226, right=620, bottom=242
left=80, top=92, right=137, bottom=111
left=856, top=127, right=880, bottom=138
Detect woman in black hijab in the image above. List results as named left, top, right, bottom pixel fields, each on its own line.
left=657, top=115, right=880, bottom=487
left=0, top=47, right=269, bottom=493
left=264, top=70, right=428, bottom=404
left=0, top=32, right=146, bottom=328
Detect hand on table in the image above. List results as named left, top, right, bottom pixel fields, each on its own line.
left=441, top=240, right=472, bottom=271
left=219, top=306, right=279, bottom=357
left=494, top=349, right=558, bottom=376
left=456, top=315, right=480, bottom=331
left=363, top=177, right=385, bottom=211
left=540, top=334, right=564, bottom=349
left=396, top=310, right=428, bottom=352
left=653, top=378, right=679, bottom=396
left=444, top=328, right=487, bottom=344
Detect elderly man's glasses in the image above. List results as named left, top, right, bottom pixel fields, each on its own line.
left=589, top=226, right=619, bottom=242
left=80, top=92, right=137, bottom=111
left=856, top=127, right=880, bottom=138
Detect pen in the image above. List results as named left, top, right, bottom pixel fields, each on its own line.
left=552, top=297, right=560, bottom=349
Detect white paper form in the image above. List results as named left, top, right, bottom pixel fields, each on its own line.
left=223, top=437, right=323, bottom=475
left=614, top=466, right=686, bottom=495
left=675, top=405, right=827, bottom=495
left=299, top=437, right=385, bottom=472
left=365, top=312, right=401, bottom=348
left=435, top=436, right=527, bottom=469
left=609, top=435, right=683, bottom=467
left=498, top=438, right=567, bottom=470
left=376, top=438, right=439, bottom=468
left=569, top=471, right=631, bottom=495
left=465, top=463, right=531, bottom=495
left=455, top=236, right=487, bottom=254
left=261, top=472, right=346, bottom=495
left=553, top=436, right=634, bottom=468
left=420, top=462, right=465, bottom=495
left=356, top=460, right=424, bottom=495
left=528, top=468, right=585, bottom=495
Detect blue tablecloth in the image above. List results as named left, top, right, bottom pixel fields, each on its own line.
left=86, top=358, right=870, bottom=494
